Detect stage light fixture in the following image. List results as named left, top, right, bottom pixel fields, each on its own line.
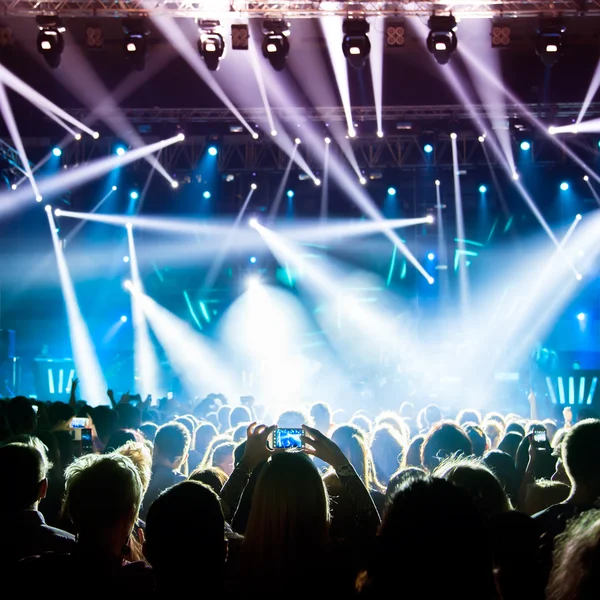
left=123, top=19, right=148, bottom=71
left=252, top=132, right=259, bottom=140
left=512, top=172, right=519, bottom=180
left=54, top=208, right=62, bottom=216
left=286, top=190, right=294, bottom=198
left=478, top=135, right=485, bottom=143
left=386, top=21, right=405, bottom=47
left=435, top=180, right=440, bottom=186
left=250, top=183, right=258, bottom=190
left=36, top=195, right=43, bottom=203
left=262, top=20, right=290, bottom=71
left=123, top=279, right=133, bottom=292
left=424, top=144, right=433, bottom=154
left=249, top=217, right=258, bottom=228
left=112, top=185, right=118, bottom=191
left=11, top=184, right=16, bottom=190
left=377, top=130, right=384, bottom=138
left=388, top=187, right=396, bottom=196
left=271, top=129, right=278, bottom=137
left=342, top=18, right=371, bottom=69
left=198, top=20, right=226, bottom=71
left=479, top=185, right=487, bottom=193
left=171, top=181, right=179, bottom=189
left=203, top=191, right=212, bottom=199
left=491, top=23, right=511, bottom=48
left=208, top=146, right=218, bottom=156
left=535, top=21, right=566, bottom=67
left=315, top=179, right=321, bottom=186
left=75, top=133, right=82, bottom=141
left=348, top=128, right=357, bottom=138
left=450, top=132, right=457, bottom=140
left=426, top=15, right=458, bottom=65
left=560, top=181, right=569, bottom=191
left=52, top=147, right=62, bottom=157
left=426, top=215, right=435, bottom=224
left=577, top=312, right=586, bottom=321
left=249, top=256, right=257, bottom=264
left=231, top=23, right=249, bottom=50
left=295, top=138, right=301, bottom=145
left=120, top=315, right=128, bottom=323
left=123, top=256, right=130, bottom=263
left=92, top=132, right=100, bottom=139
left=130, top=191, right=139, bottom=200
left=36, top=16, right=65, bottom=68
left=359, top=177, right=367, bottom=185
left=427, top=252, right=435, bottom=261
left=44, top=204, right=52, bottom=213
left=576, top=213, right=582, bottom=221
left=116, top=146, right=126, bottom=156
left=583, top=175, right=589, bottom=182
left=520, top=141, right=531, bottom=151
left=324, top=137, right=331, bottom=144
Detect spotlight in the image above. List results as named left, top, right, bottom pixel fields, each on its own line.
left=348, top=129, right=357, bottom=138
left=208, top=146, right=218, bottom=156
left=130, top=191, right=139, bottom=200
left=249, top=217, right=259, bottom=228
left=250, top=183, right=258, bottom=190
left=44, top=204, right=52, bottom=213
left=171, top=181, right=179, bottom=189
left=536, top=21, right=566, bottom=67
left=126, top=222, right=133, bottom=231
left=387, top=187, right=396, bottom=196
left=246, top=276, right=261, bottom=290
left=54, top=208, right=62, bottom=216
left=203, top=191, right=212, bottom=199
left=36, top=195, right=43, bottom=203
left=271, top=129, right=278, bottom=137
left=295, top=138, right=301, bottom=145
left=424, top=144, right=433, bottom=154
left=577, top=312, right=586, bottom=321
left=324, top=137, right=331, bottom=144
left=576, top=213, right=582, bottom=221
left=123, top=256, right=130, bottom=263
left=177, top=133, right=185, bottom=142
left=427, top=252, right=435, bottom=261
left=435, top=180, right=441, bottom=186
left=74, top=133, right=82, bottom=141
left=425, top=215, right=435, bottom=224
left=359, top=177, right=367, bottom=185
left=560, top=182, right=569, bottom=191
left=92, top=132, right=100, bottom=139
left=112, top=185, right=118, bottom=191
left=491, top=22, right=511, bottom=47
left=249, top=256, right=257, bottom=264
left=115, top=146, right=126, bottom=156
left=478, top=135, right=485, bottom=143
left=314, top=179, right=321, bottom=186
left=377, top=130, right=384, bottom=138
left=52, top=147, right=62, bottom=157
left=427, top=276, right=435, bottom=285
left=123, top=279, right=133, bottom=292
left=262, top=19, right=290, bottom=71
left=512, top=172, right=519, bottom=181
left=479, top=185, right=487, bottom=193
left=11, top=184, right=17, bottom=190
left=583, top=175, right=589, bottom=182
left=520, top=141, right=531, bottom=151
left=119, top=315, right=128, bottom=323
left=36, top=16, right=65, bottom=69
left=426, top=15, right=458, bottom=65
left=286, top=190, right=294, bottom=198
left=450, top=132, right=457, bottom=140
left=252, top=132, right=259, bottom=140
left=198, top=20, right=226, bottom=71
left=576, top=273, right=583, bottom=281
left=342, top=18, right=371, bottom=69
left=548, top=126, right=557, bottom=135
left=123, top=19, right=148, bottom=71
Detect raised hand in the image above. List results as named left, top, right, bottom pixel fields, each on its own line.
left=240, top=422, right=276, bottom=471
left=301, top=424, right=349, bottom=470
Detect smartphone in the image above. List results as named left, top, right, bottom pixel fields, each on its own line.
left=71, top=417, right=90, bottom=429
left=267, top=428, right=304, bottom=451
left=81, top=428, right=93, bottom=455
left=532, top=425, right=547, bottom=449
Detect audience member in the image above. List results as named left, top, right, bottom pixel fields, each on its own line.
left=464, top=423, right=487, bottom=457
left=217, top=405, right=232, bottom=432
left=5, top=396, right=37, bottom=436
left=189, top=421, right=218, bottom=471
left=421, top=421, right=473, bottom=472
left=139, top=422, right=158, bottom=443
left=370, top=424, right=404, bottom=485
left=188, top=466, right=228, bottom=495
left=457, top=408, right=482, bottom=426
left=404, top=434, right=425, bottom=468
left=210, top=441, right=236, bottom=476
left=498, top=431, right=523, bottom=460
left=310, top=402, right=333, bottom=434
left=230, top=405, right=251, bottom=429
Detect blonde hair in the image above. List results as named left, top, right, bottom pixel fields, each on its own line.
left=115, top=441, right=152, bottom=495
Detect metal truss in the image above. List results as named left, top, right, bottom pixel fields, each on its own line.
left=1, top=0, right=600, bottom=19
left=0, top=138, right=28, bottom=177
left=56, top=130, right=598, bottom=173
left=65, top=102, right=600, bottom=124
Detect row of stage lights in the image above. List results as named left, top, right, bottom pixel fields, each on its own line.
left=32, top=15, right=570, bottom=71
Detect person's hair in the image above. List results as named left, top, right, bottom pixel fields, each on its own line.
left=153, top=421, right=191, bottom=464
left=48, top=401, right=75, bottom=428
left=385, top=466, right=427, bottom=500
left=404, top=435, right=425, bottom=468
left=62, top=453, right=142, bottom=531
left=116, top=403, right=142, bottom=431
left=243, top=453, right=329, bottom=583
left=483, top=449, right=519, bottom=502
left=485, top=412, right=506, bottom=429
left=350, top=415, right=372, bottom=434
left=6, top=396, right=37, bottom=435
left=424, top=404, right=442, bottom=428
left=421, top=421, right=473, bottom=472
left=497, top=432, right=523, bottom=460
left=457, top=409, right=482, bottom=426
left=552, top=427, right=568, bottom=452
left=524, top=479, right=570, bottom=515
left=232, top=424, right=248, bottom=443
left=144, top=481, right=225, bottom=587
left=175, top=415, right=196, bottom=447
left=140, top=422, right=159, bottom=443
left=370, top=424, right=405, bottom=486
left=483, top=420, right=504, bottom=449
left=505, top=421, right=526, bottom=437
left=188, top=466, right=227, bottom=495
left=201, top=432, right=233, bottom=469
left=464, top=424, right=487, bottom=457
left=374, top=412, right=409, bottom=443
left=194, top=421, right=218, bottom=455
left=277, top=410, right=308, bottom=429
left=210, top=441, right=236, bottom=473
left=358, top=476, right=494, bottom=598
left=433, top=456, right=512, bottom=519
left=310, top=402, right=332, bottom=432
left=543, top=419, right=558, bottom=445
left=331, top=424, right=378, bottom=490
left=547, top=509, right=600, bottom=600
left=562, top=419, right=600, bottom=488
left=216, top=405, right=232, bottom=431
left=91, top=406, right=118, bottom=443
left=114, top=440, right=153, bottom=496
left=0, top=441, right=50, bottom=511
left=399, top=402, right=415, bottom=419
left=104, top=428, right=144, bottom=453
left=230, top=405, right=251, bottom=429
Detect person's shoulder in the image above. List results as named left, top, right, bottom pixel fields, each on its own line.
left=42, top=523, right=76, bottom=541
left=532, top=502, right=577, bottom=521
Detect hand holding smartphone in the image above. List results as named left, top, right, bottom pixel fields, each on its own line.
left=266, top=428, right=304, bottom=451
left=531, top=424, right=548, bottom=450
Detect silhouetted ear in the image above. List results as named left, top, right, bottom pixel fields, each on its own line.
left=38, top=477, right=48, bottom=502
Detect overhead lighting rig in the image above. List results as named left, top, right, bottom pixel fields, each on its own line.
left=198, top=19, right=226, bottom=71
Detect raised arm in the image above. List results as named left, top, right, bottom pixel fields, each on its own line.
left=69, top=377, right=79, bottom=408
